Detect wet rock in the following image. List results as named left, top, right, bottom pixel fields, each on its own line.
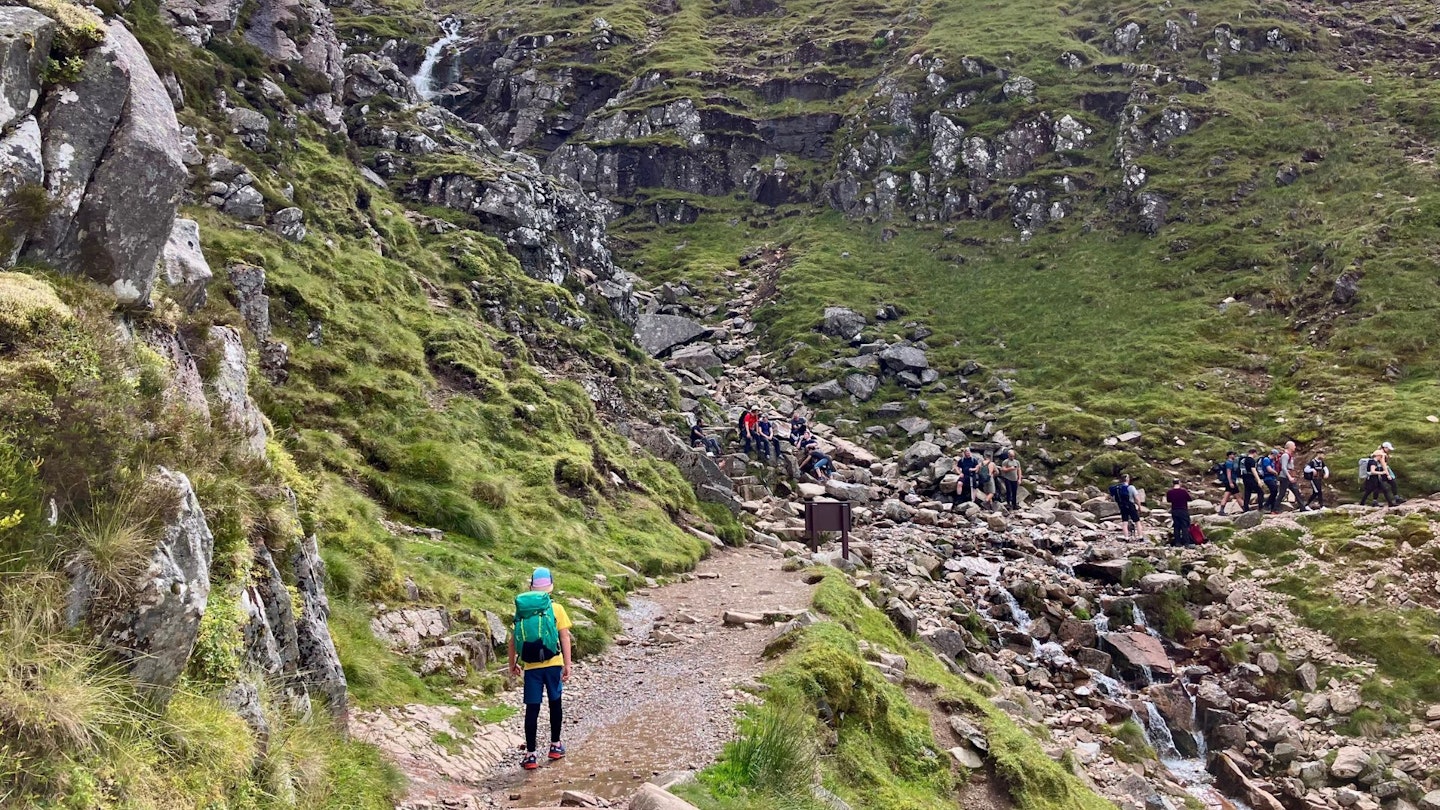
left=1210, top=751, right=1286, bottom=810
left=635, top=313, right=708, bottom=357
left=1104, top=631, right=1172, bottom=676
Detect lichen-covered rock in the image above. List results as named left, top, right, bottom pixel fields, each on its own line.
left=342, top=53, right=420, bottom=105
left=160, top=218, right=212, bottom=311
left=370, top=607, right=452, bottom=652
left=25, top=22, right=186, bottom=306
left=207, top=326, right=268, bottom=459
left=227, top=263, right=271, bottom=342
left=244, top=0, right=342, bottom=95
left=0, top=8, right=53, bottom=133
left=292, top=534, right=347, bottom=719
left=634, top=313, right=707, bottom=357
left=252, top=541, right=300, bottom=675
left=0, top=116, right=43, bottom=263
left=159, top=0, right=244, bottom=45
left=96, top=468, right=215, bottom=701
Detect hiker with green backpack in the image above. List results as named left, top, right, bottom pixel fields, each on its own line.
left=507, top=567, right=573, bottom=770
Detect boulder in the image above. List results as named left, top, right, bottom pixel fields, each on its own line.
left=722, top=610, right=763, bottom=626
left=797, top=482, right=827, bottom=499
left=1419, top=791, right=1440, bottom=810
left=158, top=0, right=244, bottom=44
left=830, top=437, right=879, bottom=466
left=1104, top=631, right=1172, bottom=676
left=1329, top=746, right=1372, bottom=781
left=1233, top=509, right=1264, bottom=530
left=820, top=306, right=866, bottom=339
left=27, top=21, right=186, bottom=306
left=630, top=783, right=701, bottom=810
left=900, top=440, right=943, bottom=471
left=804, top=379, right=847, bottom=402
left=370, top=608, right=451, bottom=652
left=896, top=416, right=932, bottom=437
left=668, top=343, right=721, bottom=370
left=418, top=644, right=469, bottom=679
left=1138, top=572, right=1185, bottom=594
left=0, top=8, right=53, bottom=133
left=94, top=468, right=214, bottom=702
left=160, top=218, right=212, bottom=311
left=824, top=479, right=870, bottom=502
left=878, top=345, right=929, bottom=373
left=886, top=598, right=918, bottom=636
left=841, top=373, right=878, bottom=401
left=634, top=313, right=707, bottom=356
left=1209, top=751, right=1286, bottom=810
left=292, top=534, right=348, bottom=719
left=269, top=206, right=306, bottom=242
left=1081, top=496, right=1120, bottom=519
left=1074, top=559, right=1129, bottom=584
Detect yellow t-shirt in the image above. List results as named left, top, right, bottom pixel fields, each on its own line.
left=522, top=601, right=571, bottom=671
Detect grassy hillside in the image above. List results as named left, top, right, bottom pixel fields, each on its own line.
left=469, top=0, right=1440, bottom=494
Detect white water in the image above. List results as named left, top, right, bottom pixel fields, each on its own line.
left=412, top=17, right=462, bottom=100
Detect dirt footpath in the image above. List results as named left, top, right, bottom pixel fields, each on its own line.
left=361, top=545, right=818, bottom=809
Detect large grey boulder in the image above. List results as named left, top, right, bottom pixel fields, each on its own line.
left=160, top=218, right=212, bottom=311
left=292, top=534, right=348, bottom=719
left=97, top=468, right=214, bottom=701
left=0, top=8, right=53, bottom=133
left=824, top=480, right=870, bottom=502
left=245, top=0, right=342, bottom=94
left=804, top=379, right=847, bottom=402
left=879, top=345, right=929, bottom=373
left=238, top=584, right=284, bottom=677
left=26, top=22, right=187, bottom=306
left=841, top=373, right=879, bottom=401
left=227, top=263, right=271, bottom=342
left=900, top=440, right=943, bottom=471
left=207, top=326, right=268, bottom=459
left=250, top=541, right=299, bottom=676
left=618, top=421, right=741, bottom=513
left=634, top=313, right=707, bottom=357
left=820, top=306, right=866, bottom=339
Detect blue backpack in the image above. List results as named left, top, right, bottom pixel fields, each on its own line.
left=513, top=591, right=560, bottom=664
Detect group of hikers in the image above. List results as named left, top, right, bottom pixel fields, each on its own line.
left=1108, top=440, right=1405, bottom=546
left=690, top=406, right=836, bottom=481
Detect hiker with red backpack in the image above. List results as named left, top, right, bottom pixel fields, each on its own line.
left=1166, top=479, right=1200, bottom=546
left=508, top=567, right=572, bottom=770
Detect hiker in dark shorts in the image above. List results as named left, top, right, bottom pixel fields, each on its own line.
left=1108, top=473, right=1141, bottom=541
left=1239, top=448, right=1262, bottom=512
left=1165, top=479, right=1193, bottom=546
left=1216, top=451, right=1240, bottom=516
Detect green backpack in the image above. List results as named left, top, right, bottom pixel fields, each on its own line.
left=513, top=591, right=560, bottom=664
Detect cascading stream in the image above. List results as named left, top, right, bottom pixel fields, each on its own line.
left=412, top=17, right=463, bottom=100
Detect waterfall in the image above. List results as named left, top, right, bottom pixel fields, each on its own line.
left=1140, top=701, right=1180, bottom=760
left=1091, top=610, right=1109, bottom=635
left=412, top=17, right=463, bottom=100
left=992, top=579, right=1033, bottom=633
left=1086, top=668, right=1126, bottom=698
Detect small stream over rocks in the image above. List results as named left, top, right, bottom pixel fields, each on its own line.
left=412, top=17, right=463, bottom=100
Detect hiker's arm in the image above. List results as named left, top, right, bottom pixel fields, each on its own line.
left=560, top=629, right=572, bottom=681
left=507, top=637, right=519, bottom=676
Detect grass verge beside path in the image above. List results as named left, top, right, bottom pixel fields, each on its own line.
left=677, top=570, right=1115, bottom=810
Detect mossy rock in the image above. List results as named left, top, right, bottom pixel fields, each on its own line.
left=0, top=272, right=72, bottom=339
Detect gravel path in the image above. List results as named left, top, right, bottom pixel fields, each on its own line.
left=365, top=545, right=817, bottom=809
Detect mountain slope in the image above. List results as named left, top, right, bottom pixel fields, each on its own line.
left=437, top=0, right=1440, bottom=492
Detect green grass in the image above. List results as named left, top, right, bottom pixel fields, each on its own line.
left=683, top=571, right=1115, bottom=810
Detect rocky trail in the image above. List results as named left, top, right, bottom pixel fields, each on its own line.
left=356, top=545, right=818, bottom=809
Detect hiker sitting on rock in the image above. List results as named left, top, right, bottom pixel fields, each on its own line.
left=1303, top=452, right=1329, bottom=510
left=738, top=406, right=759, bottom=456
left=756, top=413, right=780, bottom=460
left=508, top=567, right=572, bottom=770
left=800, top=447, right=833, bottom=482
left=788, top=411, right=808, bottom=446
left=1166, top=479, right=1194, bottom=546
left=1108, top=473, right=1141, bottom=541
left=689, top=420, right=721, bottom=457
left=795, top=429, right=819, bottom=458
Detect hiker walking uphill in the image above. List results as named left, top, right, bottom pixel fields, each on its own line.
left=1279, top=441, right=1307, bottom=512
left=1216, top=451, right=1240, bottom=516
left=1361, top=450, right=1398, bottom=507
left=1108, top=473, right=1141, bottom=541
left=1304, top=452, right=1330, bottom=509
left=509, top=568, right=572, bottom=771
left=956, top=447, right=980, bottom=504
left=1240, top=448, right=1263, bottom=512
left=1377, top=441, right=1402, bottom=504
left=1259, top=450, right=1281, bottom=513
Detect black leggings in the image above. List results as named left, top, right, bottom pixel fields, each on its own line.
left=1361, top=477, right=1390, bottom=506
left=525, top=700, right=563, bottom=751
left=1242, top=480, right=1261, bottom=510
left=1263, top=478, right=1279, bottom=511
left=1305, top=482, right=1324, bottom=509
left=1001, top=478, right=1019, bottom=508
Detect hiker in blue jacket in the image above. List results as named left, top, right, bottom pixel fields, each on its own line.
left=508, top=567, right=572, bottom=770
left=1259, top=449, right=1281, bottom=513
